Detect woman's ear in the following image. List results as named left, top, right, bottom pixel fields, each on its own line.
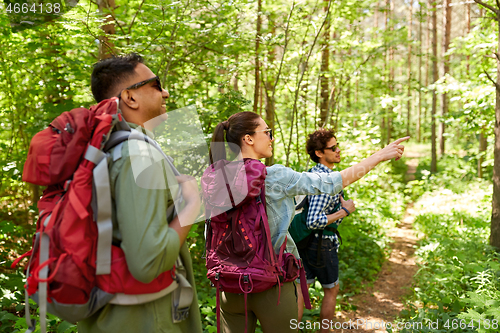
left=242, top=134, right=254, bottom=146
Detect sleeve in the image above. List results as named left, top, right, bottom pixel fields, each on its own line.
left=110, top=141, right=181, bottom=284
left=266, top=164, right=343, bottom=199
left=306, top=193, right=332, bottom=230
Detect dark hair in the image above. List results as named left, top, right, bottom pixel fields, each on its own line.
left=209, top=112, right=261, bottom=164
left=91, top=53, right=145, bottom=102
left=306, top=128, right=337, bottom=163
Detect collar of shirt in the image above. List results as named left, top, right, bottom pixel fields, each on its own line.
left=312, top=163, right=334, bottom=174
left=128, top=122, right=155, bottom=140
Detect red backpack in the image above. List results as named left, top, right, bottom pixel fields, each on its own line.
left=12, top=98, right=176, bottom=333
left=201, top=158, right=310, bottom=333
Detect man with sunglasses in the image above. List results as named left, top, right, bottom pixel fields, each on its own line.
left=297, top=128, right=356, bottom=332
left=80, top=53, right=203, bottom=333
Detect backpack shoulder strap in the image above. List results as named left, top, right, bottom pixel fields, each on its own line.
left=295, top=196, right=308, bottom=210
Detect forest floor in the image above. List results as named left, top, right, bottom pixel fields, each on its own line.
left=335, top=150, right=425, bottom=332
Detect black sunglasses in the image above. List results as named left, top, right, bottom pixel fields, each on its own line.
left=117, top=76, right=162, bottom=98
left=251, top=128, right=273, bottom=140
left=324, top=144, right=339, bottom=152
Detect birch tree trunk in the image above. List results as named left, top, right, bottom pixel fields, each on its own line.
left=440, top=0, right=452, bottom=156
left=431, top=0, right=438, bottom=173
left=253, top=0, right=262, bottom=113
left=407, top=1, right=413, bottom=137
left=417, top=1, right=423, bottom=142
left=319, top=0, right=330, bottom=125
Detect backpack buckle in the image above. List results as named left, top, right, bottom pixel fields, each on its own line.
left=64, top=180, right=71, bottom=192
left=64, top=123, right=74, bottom=134
left=215, top=272, right=220, bottom=281
left=239, top=274, right=254, bottom=293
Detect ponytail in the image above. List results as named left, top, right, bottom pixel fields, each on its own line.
left=209, top=112, right=261, bottom=164
left=209, top=122, right=228, bottom=164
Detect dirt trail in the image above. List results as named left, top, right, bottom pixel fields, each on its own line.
left=334, top=151, right=424, bottom=332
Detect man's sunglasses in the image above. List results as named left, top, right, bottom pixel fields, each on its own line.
left=324, top=144, right=339, bottom=152
left=117, top=76, right=162, bottom=98
left=252, top=128, right=273, bottom=140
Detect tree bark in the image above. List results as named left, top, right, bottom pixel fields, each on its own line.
left=233, top=56, right=239, bottom=91
left=417, top=1, right=423, bottom=142
left=97, top=0, right=116, bottom=60
left=264, top=13, right=277, bottom=166
left=431, top=0, right=438, bottom=173
left=425, top=3, right=431, bottom=132
left=407, top=1, right=413, bottom=137
left=440, top=0, right=452, bottom=156
left=253, top=0, right=262, bottom=113
left=478, top=129, right=487, bottom=178
left=491, top=5, right=500, bottom=249
left=466, top=2, right=471, bottom=76
left=388, top=0, right=394, bottom=144
left=319, top=0, right=330, bottom=125
left=472, top=0, right=500, bottom=248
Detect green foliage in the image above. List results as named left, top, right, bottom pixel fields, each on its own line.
left=0, top=0, right=497, bottom=330
left=398, top=167, right=497, bottom=332
left=405, top=150, right=494, bottom=203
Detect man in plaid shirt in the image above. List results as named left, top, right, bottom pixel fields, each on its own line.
left=297, top=129, right=356, bottom=332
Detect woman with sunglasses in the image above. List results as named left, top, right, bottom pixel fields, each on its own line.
left=203, top=112, right=408, bottom=332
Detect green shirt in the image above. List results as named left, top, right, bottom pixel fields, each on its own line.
left=78, top=124, right=202, bottom=333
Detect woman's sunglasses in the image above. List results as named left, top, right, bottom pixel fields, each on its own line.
left=117, top=76, right=162, bottom=98
left=252, top=128, right=273, bottom=140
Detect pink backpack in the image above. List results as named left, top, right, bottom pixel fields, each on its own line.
left=201, top=158, right=310, bottom=333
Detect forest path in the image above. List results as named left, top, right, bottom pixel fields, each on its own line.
left=334, top=150, right=425, bottom=332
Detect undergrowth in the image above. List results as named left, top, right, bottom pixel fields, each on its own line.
left=397, top=153, right=497, bottom=333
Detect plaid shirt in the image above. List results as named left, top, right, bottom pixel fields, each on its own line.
left=306, top=163, right=344, bottom=248
left=265, top=164, right=343, bottom=258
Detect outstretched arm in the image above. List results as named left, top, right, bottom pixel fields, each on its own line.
left=340, top=136, right=409, bottom=188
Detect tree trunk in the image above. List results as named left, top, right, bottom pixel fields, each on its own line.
left=440, top=0, right=452, bottom=156
left=354, top=77, right=359, bottom=128
left=491, top=6, right=500, bottom=250
left=346, top=79, right=351, bottom=122
left=381, top=0, right=388, bottom=146
left=233, top=56, right=239, bottom=91
left=388, top=0, right=394, bottom=144
left=320, top=0, right=330, bottom=125
left=425, top=3, right=431, bottom=133
left=259, top=79, right=263, bottom=116
left=431, top=0, right=438, bottom=173
left=264, top=87, right=275, bottom=166
left=478, top=129, right=487, bottom=178
left=466, top=2, right=471, bottom=76
left=97, top=0, right=116, bottom=60
left=264, top=14, right=277, bottom=166
left=407, top=1, right=413, bottom=137
left=417, top=1, right=423, bottom=142
left=253, top=0, right=262, bottom=113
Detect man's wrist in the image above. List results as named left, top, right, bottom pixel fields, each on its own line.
left=341, top=207, right=350, bottom=217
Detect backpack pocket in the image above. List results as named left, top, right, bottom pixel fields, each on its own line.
left=281, top=253, right=301, bottom=283
left=214, top=212, right=256, bottom=266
